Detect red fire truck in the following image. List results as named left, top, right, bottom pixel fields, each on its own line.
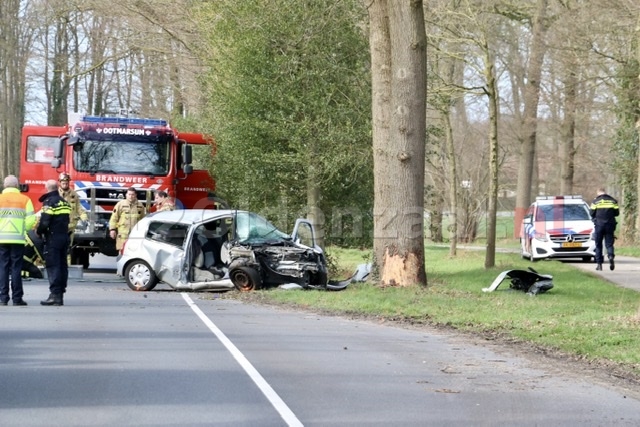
left=19, top=114, right=221, bottom=268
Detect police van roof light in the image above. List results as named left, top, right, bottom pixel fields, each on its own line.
left=535, top=195, right=583, bottom=201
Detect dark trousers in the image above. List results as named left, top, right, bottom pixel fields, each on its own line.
left=593, top=222, right=616, bottom=264
left=44, top=234, right=70, bottom=295
left=0, top=243, right=26, bottom=302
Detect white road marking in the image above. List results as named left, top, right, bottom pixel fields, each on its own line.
left=181, top=293, right=303, bottom=427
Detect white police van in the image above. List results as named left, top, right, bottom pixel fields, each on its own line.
left=520, top=195, right=595, bottom=262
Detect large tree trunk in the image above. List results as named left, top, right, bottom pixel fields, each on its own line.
left=368, top=0, right=392, bottom=279
left=635, top=12, right=640, bottom=243
left=484, top=48, right=499, bottom=269
left=0, top=0, right=28, bottom=177
left=48, top=18, right=71, bottom=125
left=443, top=111, right=458, bottom=256
left=307, top=163, right=325, bottom=249
left=368, top=0, right=427, bottom=287
left=560, top=66, right=577, bottom=194
left=513, top=0, right=548, bottom=236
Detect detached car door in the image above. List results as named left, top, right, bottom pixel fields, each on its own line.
left=291, top=219, right=321, bottom=251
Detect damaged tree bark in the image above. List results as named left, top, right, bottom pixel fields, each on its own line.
left=367, top=0, right=427, bottom=287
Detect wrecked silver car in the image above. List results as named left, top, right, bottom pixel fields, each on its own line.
left=116, top=209, right=336, bottom=292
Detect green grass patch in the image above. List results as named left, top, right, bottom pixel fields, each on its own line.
left=617, top=246, right=640, bottom=257
left=237, top=245, right=640, bottom=375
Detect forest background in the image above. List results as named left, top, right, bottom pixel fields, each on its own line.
left=1, top=0, right=639, bottom=271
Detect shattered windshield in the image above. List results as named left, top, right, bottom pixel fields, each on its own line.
left=235, top=212, right=289, bottom=243
left=73, top=139, right=170, bottom=175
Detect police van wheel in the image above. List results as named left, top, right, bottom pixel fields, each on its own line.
left=125, top=260, right=158, bottom=291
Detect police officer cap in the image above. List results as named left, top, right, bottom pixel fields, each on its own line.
left=59, top=172, right=70, bottom=181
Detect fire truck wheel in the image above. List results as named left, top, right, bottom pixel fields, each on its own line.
left=125, top=260, right=158, bottom=291
left=229, top=266, right=262, bottom=292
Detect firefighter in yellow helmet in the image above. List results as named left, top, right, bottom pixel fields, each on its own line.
left=109, top=187, right=146, bottom=251
left=57, top=172, right=88, bottom=263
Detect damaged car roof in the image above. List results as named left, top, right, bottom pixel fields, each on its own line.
left=144, top=208, right=240, bottom=225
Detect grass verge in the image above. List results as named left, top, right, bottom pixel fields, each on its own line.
left=225, top=245, right=640, bottom=379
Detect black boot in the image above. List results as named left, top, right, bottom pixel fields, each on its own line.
left=595, top=263, right=602, bottom=271
left=609, top=256, right=615, bottom=271
left=40, top=293, right=63, bottom=306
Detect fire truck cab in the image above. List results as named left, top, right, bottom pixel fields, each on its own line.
left=19, top=114, right=220, bottom=268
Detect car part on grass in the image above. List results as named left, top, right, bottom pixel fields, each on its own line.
left=277, top=263, right=371, bottom=291
left=483, top=267, right=554, bottom=295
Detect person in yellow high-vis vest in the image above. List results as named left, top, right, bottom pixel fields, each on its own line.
left=0, top=175, right=36, bottom=306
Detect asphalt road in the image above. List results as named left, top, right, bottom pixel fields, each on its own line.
left=569, top=255, right=640, bottom=291
left=1, top=263, right=640, bottom=427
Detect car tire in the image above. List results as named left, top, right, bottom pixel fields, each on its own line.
left=230, top=266, right=262, bottom=292
left=125, top=260, right=158, bottom=291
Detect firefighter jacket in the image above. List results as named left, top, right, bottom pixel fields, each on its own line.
left=0, top=188, right=36, bottom=244
left=59, top=187, right=88, bottom=232
left=589, top=194, right=619, bottom=226
left=156, top=199, right=176, bottom=212
left=109, top=199, right=146, bottom=250
left=37, top=191, right=71, bottom=238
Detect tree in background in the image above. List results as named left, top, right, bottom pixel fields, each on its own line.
left=0, top=0, right=33, bottom=177
left=511, top=0, right=549, bottom=237
left=24, top=0, right=201, bottom=126
left=192, top=0, right=373, bottom=248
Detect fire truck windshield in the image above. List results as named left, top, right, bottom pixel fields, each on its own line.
left=73, top=139, right=170, bottom=175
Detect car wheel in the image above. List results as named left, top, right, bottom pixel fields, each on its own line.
left=582, top=256, right=592, bottom=263
left=125, top=260, right=158, bottom=291
left=230, top=266, right=262, bottom=292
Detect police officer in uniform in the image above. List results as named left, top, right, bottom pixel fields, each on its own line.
left=37, top=179, right=71, bottom=306
left=58, top=172, right=88, bottom=264
left=109, top=187, right=146, bottom=251
left=589, top=187, right=620, bottom=271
